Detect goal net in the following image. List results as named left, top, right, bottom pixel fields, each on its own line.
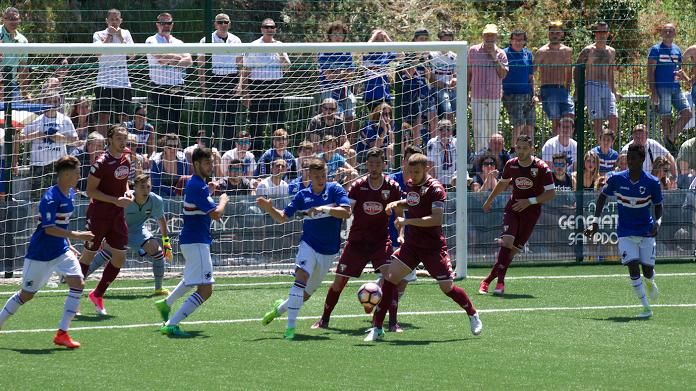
left=0, top=41, right=469, bottom=280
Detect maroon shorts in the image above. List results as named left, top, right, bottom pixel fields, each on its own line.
left=336, top=240, right=393, bottom=278
left=501, top=207, right=541, bottom=250
left=85, top=215, right=129, bottom=252
left=392, top=241, right=453, bottom=281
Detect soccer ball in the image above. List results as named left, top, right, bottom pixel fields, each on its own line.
left=357, top=282, right=382, bottom=309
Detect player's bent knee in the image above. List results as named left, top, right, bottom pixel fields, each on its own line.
left=437, top=280, right=454, bottom=294
left=65, top=277, right=85, bottom=290
left=19, top=290, right=35, bottom=301
left=142, top=239, right=160, bottom=255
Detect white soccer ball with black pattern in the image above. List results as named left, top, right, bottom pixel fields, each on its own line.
left=357, top=282, right=382, bottom=309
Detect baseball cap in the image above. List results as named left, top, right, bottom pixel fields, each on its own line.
left=482, top=24, right=498, bottom=34
left=414, top=27, right=429, bottom=38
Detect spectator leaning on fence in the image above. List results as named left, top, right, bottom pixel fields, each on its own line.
left=541, top=117, right=577, bottom=173
left=69, top=96, right=96, bottom=149
left=357, top=103, right=395, bottom=165
left=197, top=13, right=243, bottom=151
left=621, top=124, right=677, bottom=177
left=647, top=23, right=692, bottom=154
left=502, top=29, right=537, bottom=151
left=676, top=135, right=696, bottom=179
left=590, top=128, right=618, bottom=174
left=93, top=8, right=135, bottom=137
left=183, top=129, right=223, bottom=178
left=145, top=12, right=192, bottom=135
left=534, top=21, right=574, bottom=136
left=240, top=18, right=291, bottom=156
left=574, top=21, right=622, bottom=140
left=71, top=131, right=106, bottom=192
left=471, top=153, right=500, bottom=193
left=0, top=7, right=30, bottom=102
left=615, top=152, right=628, bottom=172
left=39, top=55, right=68, bottom=114
left=219, top=158, right=256, bottom=196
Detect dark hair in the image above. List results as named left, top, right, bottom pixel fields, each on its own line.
left=107, top=124, right=127, bottom=140
left=52, top=55, right=69, bottom=76
left=632, top=124, right=647, bottom=134
left=552, top=152, right=568, bottom=161
left=308, top=157, right=326, bottom=172
left=516, top=134, right=533, bottom=147
left=160, top=133, right=180, bottom=148
left=229, top=158, right=243, bottom=167
left=510, top=29, right=527, bottom=44
left=596, top=21, right=609, bottom=31
left=197, top=129, right=214, bottom=140
left=272, top=157, right=287, bottom=168
left=134, top=174, right=151, bottom=186
left=438, top=28, right=454, bottom=39
left=235, top=130, right=251, bottom=139
left=366, top=147, right=386, bottom=162
left=477, top=153, right=500, bottom=170
left=600, top=128, right=615, bottom=139
left=192, top=147, right=213, bottom=166
left=627, top=143, right=646, bottom=160
left=134, top=104, right=147, bottom=116
left=326, top=21, right=348, bottom=39
left=54, top=155, right=80, bottom=175
left=68, top=96, right=92, bottom=120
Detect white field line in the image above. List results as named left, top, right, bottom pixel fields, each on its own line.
left=1, top=273, right=695, bottom=296
left=3, top=303, right=696, bottom=334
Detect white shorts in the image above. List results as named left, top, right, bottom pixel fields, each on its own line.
left=296, top=241, right=337, bottom=296
left=393, top=246, right=418, bottom=282
left=22, top=252, right=83, bottom=293
left=181, top=243, right=215, bottom=287
left=618, top=236, right=656, bottom=267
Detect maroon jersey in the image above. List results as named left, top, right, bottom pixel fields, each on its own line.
left=403, top=175, right=447, bottom=250
left=347, top=174, right=402, bottom=244
left=86, top=149, right=131, bottom=219
left=501, top=156, right=554, bottom=212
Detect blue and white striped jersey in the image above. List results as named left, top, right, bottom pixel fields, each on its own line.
left=602, top=170, right=663, bottom=238
left=179, top=175, right=218, bottom=245
left=26, top=186, right=74, bottom=262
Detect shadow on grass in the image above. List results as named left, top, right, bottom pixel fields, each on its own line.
left=97, top=294, right=144, bottom=301
left=1, top=346, right=71, bottom=355
left=591, top=316, right=650, bottom=323
left=491, top=294, right=536, bottom=299
left=156, top=329, right=210, bottom=339
left=74, top=314, right=117, bottom=322
left=247, top=333, right=333, bottom=342
left=354, top=338, right=473, bottom=346
left=324, top=321, right=421, bottom=337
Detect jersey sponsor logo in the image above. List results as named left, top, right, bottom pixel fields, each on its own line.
left=114, top=165, right=129, bottom=179
left=406, top=191, right=420, bottom=206
left=511, top=165, right=519, bottom=168
left=46, top=212, right=51, bottom=221
left=60, top=203, right=67, bottom=207
left=531, top=168, right=538, bottom=177
left=515, top=177, right=533, bottom=189
left=207, top=196, right=214, bottom=203
left=363, top=201, right=383, bottom=215
left=360, top=187, right=368, bottom=190
left=381, top=190, right=390, bottom=200
left=304, top=197, right=313, bottom=203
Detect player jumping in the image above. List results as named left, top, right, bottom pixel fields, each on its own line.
left=85, top=173, right=173, bottom=295
left=584, top=143, right=662, bottom=317
left=259, top=157, right=351, bottom=339
left=365, top=153, right=482, bottom=341
left=480, top=134, right=556, bottom=295
left=0, top=156, right=94, bottom=348
left=156, top=148, right=229, bottom=335
left=79, top=124, right=134, bottom=315
left=310, top=148, right=403, bottom=331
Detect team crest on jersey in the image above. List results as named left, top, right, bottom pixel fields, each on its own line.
left=622, top=251, right=627, bottom=259
left=639, top=186, right=646, bottom=195
left=25, top=280, right=33, bottom=288
left=406, top=191, right=420, bottom=206
left=340, top=264, right=346, bottom=272
left=421, top=187, right=427, bottom=195
left=363, top=201, right=383, bottom=215
left=322, top=193, right=329, bottom=200
left=381, top=190, right=390, bottom=200
left=531, top=168, right=538, bottom=177
left=515, top=177, right=533, bottom=189
left=205, top=272, right=212, bottom=280
left=503, top=225, right=509, bottom=232
left=114, top=165, right=129, bottom=179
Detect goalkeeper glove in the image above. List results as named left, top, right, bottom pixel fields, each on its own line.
left=162, top=237, right=172, bottom=262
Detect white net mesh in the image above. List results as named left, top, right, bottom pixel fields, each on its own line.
left=0, top=41, right=467, bottom=278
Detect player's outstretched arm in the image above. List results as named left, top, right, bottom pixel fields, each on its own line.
left=256, top=197, right=289, bottom=223
left=483, top=179, right=510, bottom=213
left=309, top=205, right=352, bottom=219
left=44, top=226, right=95, bottom=242
left=584, top=192, right=609, bottom=238
left=209, top=193, right=229, bottom=221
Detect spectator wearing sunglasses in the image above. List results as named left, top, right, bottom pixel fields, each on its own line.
left=219, top=158, right=256, bottom=196
left=145, top=13, right=193, bottom=135
left=471, top=154, right=500, bottom=192
left=307, top=98, right=356, bottom=166
left=551, top=152, right=574, bottom=191
left=240, top=18, right=291, bottom=156
left=221, top=130, right=256, bottom=181
left=197, top=13, right=243, bottom=151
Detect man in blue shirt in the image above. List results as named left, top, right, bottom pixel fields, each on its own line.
left=584, top=143, right=663, bottom=318
left=502, top=29, right=538, bottom=153
left=258, top=157, right=351, bottom=339
left=0, top=156, right=94, bottom=348
left=156, top=148, right=229, bottom=335
left=85, top=173, right=173, bottom=295
left=647, top=23, right=692, bottom=153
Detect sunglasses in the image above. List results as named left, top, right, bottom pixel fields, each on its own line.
left=595, top=30, right=609, bottom=35
left=439, top=127, right=453, bottom=132
left=482, top=161, right=496, bottom=167
left=229, top=167, right=243, bottom=173
left=262, top=25, right=276, bottom=29
left=237, top=140, right=251, bottom=146
left=158, top=21, right=173, bottom=25
left=216, top=20, right=230, bottom=25
left=553, top=162, right=567, bottom=167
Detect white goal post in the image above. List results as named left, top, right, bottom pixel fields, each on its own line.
left=0, top=41, right=469, bottom=279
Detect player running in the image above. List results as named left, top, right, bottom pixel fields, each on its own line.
left=85, top=173, right=173, bottom=295
left=0, top=156, right=94, bottom=348
left=365, top=153, right=482, bottom=341
left=258, top=157, right=351, bottom=339
left=584, top=143, right=662, bottom=318
left=79, top=124, right=134, bottom=315
left=156, top=148, right=229, bottom=335
left=310, top=148, right=403, bottom=331
left=480, top=135, right=555, bottom=295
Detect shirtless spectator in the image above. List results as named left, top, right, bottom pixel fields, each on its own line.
left=534, top=21, right=574, bottom=135
left=574, top=21, right=622, bottom=140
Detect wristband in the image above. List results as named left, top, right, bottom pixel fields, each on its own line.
left=163, top=237, right=170, bottom=246
left=655, top=218, right=662, bottom=226
left=528, top=197, right=537, bottom=205
left=323, top=207, right=331, bottom=215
